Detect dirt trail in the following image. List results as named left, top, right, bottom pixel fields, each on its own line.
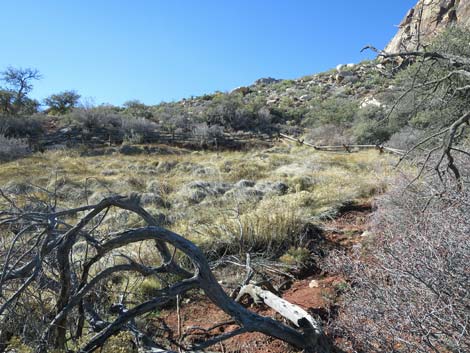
left=156, top=204, right=372, bottom=353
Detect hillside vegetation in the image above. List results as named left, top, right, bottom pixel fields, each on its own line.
left=0, top=146, right=392, bottom=258
left=0, top=4, right=469, bottom=353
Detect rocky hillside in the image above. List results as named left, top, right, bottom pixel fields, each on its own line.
left=180, top=59, right=389, bottom=113
left=147, top=0, right=470, bottom=146
left=386, top=0, right=470, bottom=52
left=150, top=58, right=395, bottom=141
left=9, top=0, right=469, bottom=155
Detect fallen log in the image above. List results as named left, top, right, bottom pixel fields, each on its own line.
left=279, top=133, right=405, bottom=155
left=236, top=284, right=330, bottom=353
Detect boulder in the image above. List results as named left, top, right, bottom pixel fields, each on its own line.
left=309, top=280, right=320, bottom=288
left=230, top=86, right=252, bottom=95
left=360, top=97, right=383, bottom=109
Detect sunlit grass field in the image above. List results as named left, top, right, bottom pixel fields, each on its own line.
left=0, top=143, right=395, bottom=256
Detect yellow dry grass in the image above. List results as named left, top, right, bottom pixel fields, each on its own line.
left=0, top=143, right=395, bottom=254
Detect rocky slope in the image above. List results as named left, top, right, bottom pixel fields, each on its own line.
left=386, top=0, right=470, bottom=52
left=153, top=59, right=393, bottom=131
left=152, top=0, right=470, bottom=142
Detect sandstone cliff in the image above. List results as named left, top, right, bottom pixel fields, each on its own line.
left=386, top=0, right=470, bottom=52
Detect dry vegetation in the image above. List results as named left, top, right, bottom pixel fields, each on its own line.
left=1, top=18, right=467, bottom=353
left=326, top=174, right=470, bottom=353
left=0, top=144, right=393, bottom=259
left=0, top=143, right=395, bottom=352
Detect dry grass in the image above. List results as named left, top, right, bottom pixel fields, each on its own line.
left=0, top=143, right=395, bottom=256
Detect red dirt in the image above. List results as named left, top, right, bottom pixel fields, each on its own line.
left=156, top=205, right=371, bottom=353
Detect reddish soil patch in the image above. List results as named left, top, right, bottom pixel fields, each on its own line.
left=282, top=276, right=342, bottom=310
left=158, top=277, right=338, bottom=353
left=155, top=204, right=372, bottom=353
left=322, top=204, right=371, bottom=246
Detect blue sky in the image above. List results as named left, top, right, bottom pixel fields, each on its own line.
left=0, top=0, right=417, bottom=106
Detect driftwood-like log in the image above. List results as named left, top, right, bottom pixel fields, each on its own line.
left=236, top=284, right=330, bottom=353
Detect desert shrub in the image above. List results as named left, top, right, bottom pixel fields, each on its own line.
left=386, top=126, right=425, bottom=150
left=121, top=116, right=158, bottom=135
left=122, top=99, right=154, bottom=119
left=121, top=116, right=159, bottom=143
left=6, top=336, right=33, bottom=353
left=327, top=176, right=470, bottom=353
left=289, top=175, right=316, bottom=192
left=137, top=277, right=162, bottom=299
left=44, top=90, right=81, bottom=115
left=280, top=246, right=311, bottom=267
left=66, top=107, right=159, bottom=143
left=0, top=115, right=44, bottom=138
left=197, top=199, right=306, bottom=259
left=101, top=331, right=137, bottom=353
left=0, top=134, right=30, bottom=161
left=197, top=93, right=277, bottom=133
left=304, top=124, right=353, bottom=145
left=122, top=130, right=145, bottom=144
left=303, top=97, right=358, bottom=127
left=391, top=27, right=470, bottom=132
left=191, top=122, right=224, bottom=145
left=67, top=107, right=122, bottom=131
left=352, top=106, right=393, bottom=144
left=352, top=119, right=391, bottom=144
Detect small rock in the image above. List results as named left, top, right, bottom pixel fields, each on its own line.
left=309, top=280, right=320, bottom=288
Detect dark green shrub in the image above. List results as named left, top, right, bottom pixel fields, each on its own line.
left=0, top=115, right=44, bottom=138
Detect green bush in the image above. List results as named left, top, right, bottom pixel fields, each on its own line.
left=352, top=106, right=393, bottom=144
left=303, top=97, right=358, bottom=127
left=280, top=246, right=311, bottom=267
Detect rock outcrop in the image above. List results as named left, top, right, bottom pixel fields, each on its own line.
left=386, top=0, right=470, bottom=52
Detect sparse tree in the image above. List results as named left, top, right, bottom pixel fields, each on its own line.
left=0, top=67, right=41, bottom=115
left=44, top=90, right=81, bottom=115
left=363, top=26, right=470, bottom=188
left=122, top=99, right=153, bottom=119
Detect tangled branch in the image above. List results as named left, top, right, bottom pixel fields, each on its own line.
left=0, top=194, right=330, bottom=353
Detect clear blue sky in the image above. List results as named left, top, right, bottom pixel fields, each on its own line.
left=1, top=0, right=417, bottom=106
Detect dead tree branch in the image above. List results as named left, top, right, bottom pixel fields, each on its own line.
left=0, top=195, right=332, bottom=353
